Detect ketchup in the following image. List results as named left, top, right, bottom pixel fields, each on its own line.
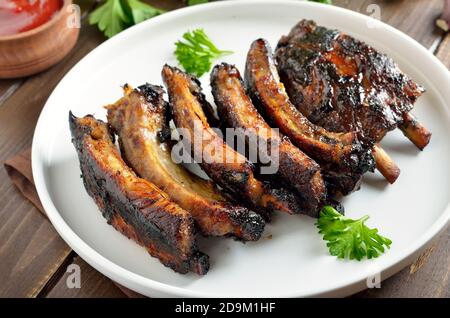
left=0, top=0, right=63, bottom=36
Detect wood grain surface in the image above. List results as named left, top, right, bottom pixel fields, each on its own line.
left=46, top=256, right=126, bottom=298
left=0, top=0, right=448, bottom=298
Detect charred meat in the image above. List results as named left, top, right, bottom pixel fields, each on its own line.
left=245, top=39, right=374, bottom=195
left=69, top=113, right=209, bottom=275
left=106, top=84, right=265, bottom=240
left=162, top=64, right=305, bottom=219
left=211, top=63, right=326, bottom=216
left=275, top=20, right=429, bottom=148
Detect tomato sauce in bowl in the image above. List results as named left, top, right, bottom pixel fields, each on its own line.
left=0, top=0, right=63, bottom=36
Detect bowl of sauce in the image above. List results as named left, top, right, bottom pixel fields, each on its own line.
left=0, top=0, right=79, bottom=78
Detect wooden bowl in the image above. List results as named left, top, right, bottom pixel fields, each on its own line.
left=0, top=0, right=80, bottom=78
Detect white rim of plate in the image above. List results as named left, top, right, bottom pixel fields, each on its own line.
left=32, top=0, right=450, bottom=297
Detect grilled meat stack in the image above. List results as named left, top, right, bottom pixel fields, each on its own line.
left=162, top=65, right=306, bottom=220
left=69, top=19, right=429, bottom=275
left=211, top=63, right=326, bottom=216
left=69, top=113, right=209, bottom=274
left=106, top=84, right=265, bottom=241
left=275, top=19, right=430, bottom=182
left=245, top=39, right=375, bottom=195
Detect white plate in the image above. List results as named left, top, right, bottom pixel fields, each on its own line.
left=32, top=0, right=450, bottom=297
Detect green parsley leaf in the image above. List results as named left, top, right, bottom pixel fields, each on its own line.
left=316, top=206, right=392, bottom=260
left=126, top=0, right=164, bottom=24
left=89, top=0, right=164, bottom=38
left=188, top=0, right=209, bottom=5
left=309, top=0, right=332, bottom=4
left=89, top=0, right=131, bottom=38
left=174, top=29, right=233, bottom=77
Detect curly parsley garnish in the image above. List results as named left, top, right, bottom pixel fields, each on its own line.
left=316, top=206, right=392, bottom=260
left=174, top=29, right=233, bottom=77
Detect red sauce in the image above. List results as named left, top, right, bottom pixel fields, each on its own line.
left=0, top=0, right=62, bottom=36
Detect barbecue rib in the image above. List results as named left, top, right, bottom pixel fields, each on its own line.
left=275, top=20, right=430, bottom=149
left=211, top=63, right=326, bottom=216
left=399, top=112, right=432, bottom=150
left=371, top=144, right=400, bottom=184
left=162, top=64, right=304, bottom=219
left=106, top=84, right=265, bottom=240
left=245, top=39, right=375, bottom=195
left=69, top=112, right=209, bottom=275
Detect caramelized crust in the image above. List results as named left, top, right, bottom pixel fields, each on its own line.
left=211, top=63, right=326, bottom=216
left=275, top=20, right=426, bottom=144
left=69, top=112, right=209, bottom=275
left=162, top=65, right=305, bottom=219
left=106, top=84, right=265, bottom=240
left=245, top=39, right=374, bottom=195
left=399, top=112, right=432, bottom=150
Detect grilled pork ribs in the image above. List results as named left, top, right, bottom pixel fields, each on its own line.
left=106, top=84, right=265, bottom=240
left=275, top=20, right=430, bottom=183
left=162, top=65, right=306, bottom=220
left=211, top=63, right=326, bottom=216
left=276, top=20, right=428, bottom=144
left=69, top=113, right=209, bottom=275
left=245, top=39, right=375, bottom=195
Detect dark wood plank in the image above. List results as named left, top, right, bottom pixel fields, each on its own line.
left=46, top=257, right=127, bottom=298
left=0, top=21, right=105, bottom=299
left=356, top=227, right=450, bottom=298
left=0, top=201, right=72, bottom=297
left=435, top=33, right=450, bottom=68
left=147, top=0, right=184, bottom=10
left=0, top=79, right=23, bottom=107
left=334, top=0, right=445, bottom=49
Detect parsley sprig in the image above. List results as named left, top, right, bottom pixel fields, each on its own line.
left=174, top=29, right=233, bottom=77
left=316, top=206, right=392, bottom=260
left=89, top=0, right=164, bottom=38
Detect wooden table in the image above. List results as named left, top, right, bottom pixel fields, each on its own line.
left=0, top=0, right=449, bottom=298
